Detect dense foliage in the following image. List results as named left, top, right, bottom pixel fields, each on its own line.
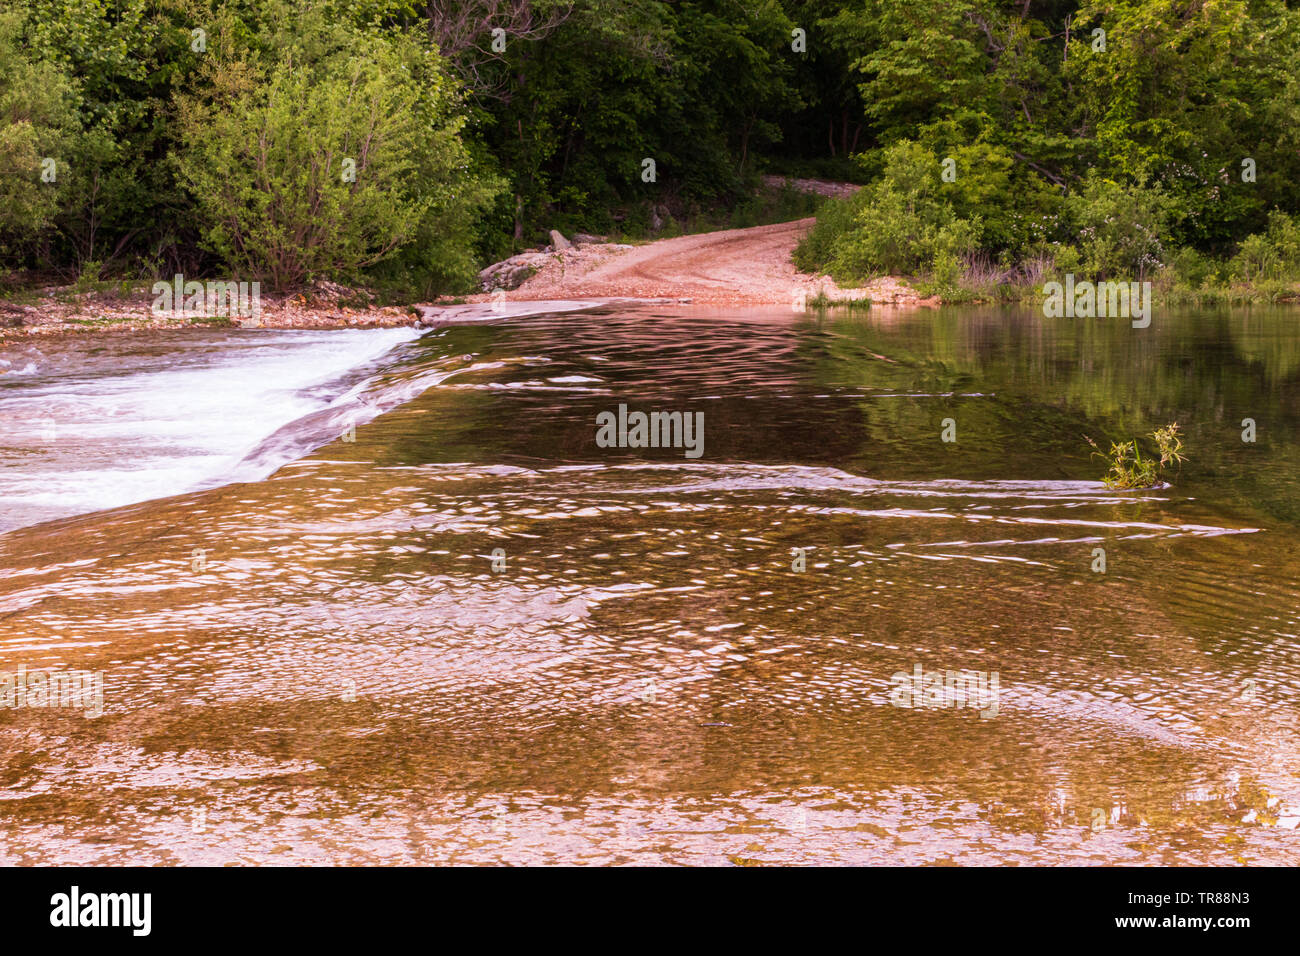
left=796, top=0, right=1300, bottom=297
left=1, top=0, right=1298, bottom=296
left=173, top=2, right=498, bottom=293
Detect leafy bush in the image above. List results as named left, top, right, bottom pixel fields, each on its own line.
left=792, top=193, right=857, bottom=274
left=1230, top=211, right=1300, bottom=283
left=928, top=219, right=982, bottom=287
left=921, top=139, right=1063, bottom=256
left=1066, top=174, right=1173, bottom=280
left=1160, top=246, right=1219, bottom=290
left=0, top=8, right=79, bottom=256
left=797, top=141, right=982, bottom=281
left=174, top=3, right=497, bottom=292
left=19, top=0, right=185, bottom=271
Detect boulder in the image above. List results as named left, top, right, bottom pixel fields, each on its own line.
left=549, top=229, right=571, bottom=250
left=478, top=251, right=551, bottom=292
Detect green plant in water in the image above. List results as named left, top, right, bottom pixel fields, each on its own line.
left=1087, top=424, right=1186, bottom=489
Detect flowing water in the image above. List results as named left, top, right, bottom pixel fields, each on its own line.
left=2, top=304, right=1299, bottom=865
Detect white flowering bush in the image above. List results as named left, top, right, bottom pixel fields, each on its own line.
left=1066, top=173, right=1173, bottom=280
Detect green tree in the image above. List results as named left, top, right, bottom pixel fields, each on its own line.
left=0, top=7, right=79, bottom=259
left=174, top=1, right=497, bottom=291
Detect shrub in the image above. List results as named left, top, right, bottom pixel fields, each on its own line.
left=174, top=3, right=498, bottom=292
left=924, top=139, right=1063, bottom=256
left=1161, top=246, right=1218, bottom=289
left=1230, top=210, right=1300, bottom=283
left=810, top=141, right=983, bottom=281
left=1066, top=173, right=1173, bottom=280
left=792, top=193, right=857, bottom=274
left=19, top=0, right=184, bottom=271
left=0, top=8, right=79, bottom=257
left=928, top=218, right=981, bottom=287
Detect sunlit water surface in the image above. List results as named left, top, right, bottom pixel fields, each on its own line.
left=2, top=304, right=1299, bottom=865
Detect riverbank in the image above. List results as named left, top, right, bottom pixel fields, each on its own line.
left=0, top=280, right=421, bottom=344
left=0, top=216, right=940, bottom=347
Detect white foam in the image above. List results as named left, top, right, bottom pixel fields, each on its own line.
left=0, top=328, right=419, bottom=530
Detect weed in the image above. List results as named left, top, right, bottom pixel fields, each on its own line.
left=1087, top=423, right=1186, bottom=489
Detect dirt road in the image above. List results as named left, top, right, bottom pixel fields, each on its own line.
left=483, top=217, right=930, bottom=307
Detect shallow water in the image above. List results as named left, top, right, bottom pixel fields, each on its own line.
left=2, top=304, right=1299, bottom=865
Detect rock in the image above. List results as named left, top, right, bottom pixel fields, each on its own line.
left=571, top=233, right=605, bottom=245
left=549, top=229, right=571, bottom=250
left=478, top=251, right=551, bottom=292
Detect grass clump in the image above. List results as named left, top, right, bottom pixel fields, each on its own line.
left=1087, top=424, right=1186, bottom=489
left=806, top=290, right=871, bottom=312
